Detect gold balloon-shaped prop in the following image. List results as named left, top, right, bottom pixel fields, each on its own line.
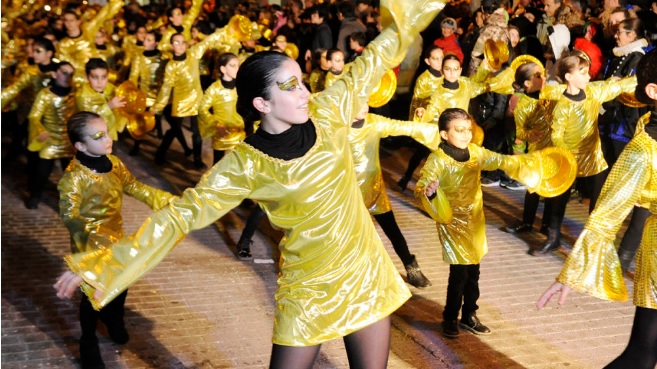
left=284, top=43, right=299, bottom=60
left=127, top=111, right=156, bottom=140
left=115, top=81, right=146, bottom=115
left=510, top=54, right=544, bottom=75
left=229, top=15, right=254, bottom=42
left=484, top=39, right=510, bottom=70
left=368, top=69, right=397, bottom=108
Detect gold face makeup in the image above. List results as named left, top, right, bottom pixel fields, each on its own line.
left=579, top=67, right=590, bottom=76
left=276, top=76, right=300, bottom=91
left=88, top=131, right=107, bottom=141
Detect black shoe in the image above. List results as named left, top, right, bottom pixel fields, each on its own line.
left=529, top=229, right=561, bottom=256
left=505, top=222, right=532, bottom=234
left=442, top=320, right=459, bottom=338
left=184, top=148, right=193, bottom=157
left=397, top=176, right=410, bottom=192
left=404, top=256, right=432, bottom=288
left=80, top=338, right=105, bottom=369
left=539, top=224, right=549, bottom=236
left=106, top=323, right=129, bottom=345
left=459, top=315, right=491, bottom=335
left=237, top=239, right=253, bottom=260
left=24, top=197, right=39, bottom=209
left=480, top=177, right=500, bottom=187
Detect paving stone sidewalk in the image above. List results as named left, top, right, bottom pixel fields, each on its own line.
left=1, top=135, right=637, bottom=369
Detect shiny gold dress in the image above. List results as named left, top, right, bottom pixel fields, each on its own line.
left=323, top=64, right=350, bottom=90
left=415, top=144, right=544, bottom=264
left=58, top=155, right=175, bottom=254
left=551, top=78, right=636, bottom=177
left=308, top=68, right=327, bottom=93
left=198, top=79, right=244, bottom=151
left=56, top=0, right=124, bottom=86
left=514, top=85, right=565, bottom=153
left=158, top=0, right=202, bottom=56
left=75, top=83, right=119, bottom=140
left=128, top=50, right=166, bottom=108
left=1, top=63, right=53, bottom=111
left=64, top=0, right=447, bottom=346
left=557, top=112, right=657, bottom=309
left=350, top=113, right=439, bottom=214
left=28, top=87, right=76, bottom=159
left=151, top=28, right=240, bottom=117
left=409, top=69, right=441, bottom=121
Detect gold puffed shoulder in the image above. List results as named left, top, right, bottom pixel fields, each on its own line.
left=514, top=85, right=565, bottom=152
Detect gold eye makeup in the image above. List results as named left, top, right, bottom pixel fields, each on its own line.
left=443, top=67, right=461, bottom=72
left=453, top=126, right=471, bottom=133
left=579, top=67, right=589, bottom=75
left=88, top=131, right=107, bottom=140
left=276, top=76, right=300, bottom=91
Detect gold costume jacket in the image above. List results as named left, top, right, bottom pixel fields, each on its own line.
left=1, top=64, right=52, bottom=110
left=198, top=79, right=244, bottom=151
left=58, top=155, right=175, bottom=254
left=557, top=113, right=657, bottom=308
left=64, top=0, right=448, bottom=346
left=128, top=50, right=166, bottom=107
left=151, top=28, right=240, bottom=117
left=308, top=68, right=327, bottom=93
left=350, top=113, right=439, bottom=214
left=514, top=85, right=565, bottom=152
left=415, top=144, right=543, bottom=264
left=158, top=0, right=202, bottom=56
left=28, top=87, right=76, bottom=159
left=551, top=77, right=636, bottom=177
left=56, top=0, right=124, bottom=85
left=323, top=64, right=350, bottom=90
left=409, top=69, right=441, bottom=121
left=75, top=83, right=119, bottom=140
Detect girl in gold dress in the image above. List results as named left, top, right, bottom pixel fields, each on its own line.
left=537, top=49, right=657, bottom=369
left=54, top=1, right=447, bottom=367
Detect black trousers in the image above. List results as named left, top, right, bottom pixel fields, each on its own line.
left=27, top=153, right=71, bottom=199
left=373, top=211, right=414, bottom=265
left=402, top=142, right=430, bottom=180
left=443, top=263, right=480, bottom=321
left=604, top=306, right=657, bottom=369
left=546, top=171, right=606, bottom=230
left=79, top=290, right=128, bottom=341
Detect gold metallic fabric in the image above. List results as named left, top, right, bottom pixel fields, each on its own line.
left=415, top=144, right=552, bottom=264
left=198, top=80, right=244, bottom=151
left=58, top=155, right=174, bottom=254
left=56, top=0, right=124, bottom=85
left=1, top=64, right=52, bottom=110
left=551, top=77, right=636, bottom=177
left=308, top=68, right=327, bottom=93
left=323, top=64, right=350, bottom=90
left=409, top=69, right=441, bottom=120
left=558, top=120, right=657, bottom=308
left=151, top=28, right=240, bottom=117
left=158, top=0, right=202, bottom=55
left=64, top=0, right=448, bottom=345
left=350, top=113, right=439, bottom=214
left=514, top=85, right=565, bottom=152
left=75, top=83, right=119, bottom=140
left=28, top=87, right=76, bottom=159
left=128, top=51, right=166, bottom=107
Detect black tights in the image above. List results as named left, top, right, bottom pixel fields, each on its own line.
left=373, top=211, right=414, bottom=265
left=604, top=307, right=657, bottom=369
left=402, top=143, right=430, bottom=180
left=269, top=316, right=391, bottom=369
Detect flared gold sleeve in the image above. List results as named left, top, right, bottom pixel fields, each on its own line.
left=64, top=0, right=447, bottom=346
left=409, top=70, right=441, bottom=120
left=551, top=78, right=636, bottom=177
left=349, top=113, right=439, bottom=214
left=28, top=88, right=76, bottom=159
left=58, top=156, right=175, bottom=254
left=557, top=130, right=657, bottom=308
left=198, top=80, right=245, bottom=151
left=151, top=27, right=241, bottom=117
left=1, top=64, right=51, bottom=110
left=75, top=83, right=118, bottom=140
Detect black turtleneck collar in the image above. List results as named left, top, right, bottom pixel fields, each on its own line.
left=95, top=44, right=107, bottom=50
left=439, top=141, right=470, bottom=162
left=173, top=53, right=187, bottom=61
left=38, top=63, right=56, bottom=73
left=351, top=118, right=365, bottom=128
left=443, top=79, right=459, bottom=90
left=172, top=24, right=184, bottom=33
left=645, top=110, right=657, bottom=141
left=143, top=49, right=160, bottom=57
left=76, top=151, right=113, bottom=173
left=51, top=83, right=72, bottom=97
left=136, top=40, right=144, bottom=47
left=428, top=67, right=442, bottom=78
left=524, top=90, right=540, bottom=99
left=220, top=78, right=236, bottom=89
left=563, top=89, right=586, bottom=102
left=244, top=120, right=317, bottom=160
left=242, top=47, right=255, bottom=53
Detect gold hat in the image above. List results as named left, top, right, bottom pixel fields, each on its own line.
left=523, top=147, right=577, bottom=198
left=127, top=111, right=156, bottom=140
left=510, top=54, right=544, bottom=75
left=368, top=69, right=397, bottom=108
left=228, top=15, right=253, bottom=43
left=483, top=39, right=510, bottom=70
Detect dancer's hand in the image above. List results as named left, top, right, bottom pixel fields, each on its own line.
left=536, top=282, right=572, bottom=310
left=54, top=271, right=104, bottom=301
left=424, top=180, right=439, bottom=197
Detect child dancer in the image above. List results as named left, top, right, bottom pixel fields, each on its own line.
left=59, top=111, right=174, bottom=369
left=323, top=48, right=347, bottom=89
left=55, top=1, right=447, bottom=366
left=532, top=50, right=636, bottom=255
left=537, top=48, right=657, bottom=369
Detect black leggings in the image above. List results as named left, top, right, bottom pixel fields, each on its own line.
left=402, top=142, right=430, bottom=180
left=79, top=290, right=128, bottom=341
left=269, top=316, right=391, bottom=369
left=373, top=211, right=414, bottom=265
left=604, top=306, right=657, bottom=369
left=28, top=154, right=71, bottom=199
left=546, top=171, right=606, bottom=230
